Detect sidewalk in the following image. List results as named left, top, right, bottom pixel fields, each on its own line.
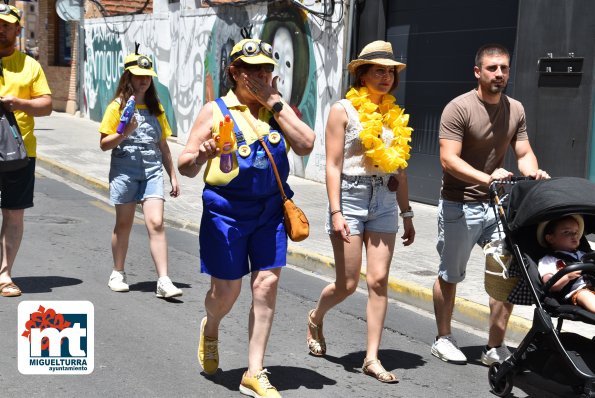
left=33, top=112, right=593, bottom=343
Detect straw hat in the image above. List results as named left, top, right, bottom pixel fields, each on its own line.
left=347, top=40, right=406, bottom=74
left=536, top=214, right=584, bottom=248
left=124, top=53, right=157, bottom=77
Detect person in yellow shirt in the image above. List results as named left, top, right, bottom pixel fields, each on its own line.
left=0, top=4, right=52, bottom=297
left=99, top=45, right=182, bottom=299
left=178, top=36, right=315, bottom=397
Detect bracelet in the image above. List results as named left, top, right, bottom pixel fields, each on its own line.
left=330, top=209, right=342, bottom=216
left=399, top=206, right=414, bottom=218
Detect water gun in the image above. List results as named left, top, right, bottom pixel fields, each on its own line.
left=116, top=95, right=136, bottom=134
left=215, top=115, right=235, bottom=173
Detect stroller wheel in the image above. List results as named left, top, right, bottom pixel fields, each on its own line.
left=488, top=362, right=513, bottom=397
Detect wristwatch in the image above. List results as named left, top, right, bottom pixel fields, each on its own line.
left=271, top=101, right=284, bottom=114
left=399, top=206, right=414, bottom=218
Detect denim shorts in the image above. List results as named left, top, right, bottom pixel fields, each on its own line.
left=325, top=174, right=398, bottom=235
left=436, top=199, right=503, bottom=283
left=109, top=145, right=164, bottom=204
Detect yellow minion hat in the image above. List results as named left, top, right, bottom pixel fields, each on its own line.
left=124, top=43, right=157, bottom=77
left=0, top=3, right=21, bottom=24
left=229, top=38, right=277, bottom=66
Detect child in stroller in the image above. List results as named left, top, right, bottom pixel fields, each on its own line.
left=487, top=177, right=595, bottom=398
left=537, top=214, right=595, bottom=313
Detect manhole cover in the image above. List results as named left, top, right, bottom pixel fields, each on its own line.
left=25, top=215, right=81, bottom=225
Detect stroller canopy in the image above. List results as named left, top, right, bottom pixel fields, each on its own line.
left=507, top=177, right=595, bottom=233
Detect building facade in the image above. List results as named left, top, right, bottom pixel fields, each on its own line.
left=27, top=0, right=595, bottom=203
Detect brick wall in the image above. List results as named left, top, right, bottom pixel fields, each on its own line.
left=36, top=0, right=78, bottom=113
left=94, top=0, right=153, bottom=15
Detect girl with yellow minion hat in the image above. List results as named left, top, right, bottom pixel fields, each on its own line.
left=98, top=43, right=182, bottom=299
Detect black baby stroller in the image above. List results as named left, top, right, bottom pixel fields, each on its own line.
left=487, top=177, right=595, bottom=397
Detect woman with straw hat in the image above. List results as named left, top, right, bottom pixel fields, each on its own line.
left=307, top=40, right=415, bottom=383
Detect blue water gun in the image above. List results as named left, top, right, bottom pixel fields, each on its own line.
left=116, top=95, right=136, bottom=134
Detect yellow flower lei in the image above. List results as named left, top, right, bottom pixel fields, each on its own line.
left=346, top=86, right=413, bottom=173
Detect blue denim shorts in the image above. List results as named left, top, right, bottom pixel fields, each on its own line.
left=109, top=145, right=164, bottom=204
left=325, top=174, right=398, bottom=235
left=436, top=199, right=503, bottom=283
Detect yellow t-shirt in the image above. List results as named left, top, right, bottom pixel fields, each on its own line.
left=0, top=50, right=52, bottom=157
left=99, top=100, right=171, bottom=140
left=204, top=90, right=289, bottom=186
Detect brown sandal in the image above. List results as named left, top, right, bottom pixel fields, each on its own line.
left=0, top=282, right=22, bottom=297
left=307, top=309, right=326, bottom=356
left=362, top=358, right=398, bottom=383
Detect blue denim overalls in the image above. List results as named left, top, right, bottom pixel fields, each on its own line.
left=109, top=107, right=164, bottom=204
left=199, top=96, right=293, bottom=280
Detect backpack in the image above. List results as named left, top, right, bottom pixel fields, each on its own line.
left=0, top=102, right=28, bottom=172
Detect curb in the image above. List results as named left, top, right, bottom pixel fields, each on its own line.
left=289, top=244, right=532, bottom=343
left=36, top=155, right=532, bottom=343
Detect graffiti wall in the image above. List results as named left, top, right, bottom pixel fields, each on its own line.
left=83, top=3, right=344, bottom=181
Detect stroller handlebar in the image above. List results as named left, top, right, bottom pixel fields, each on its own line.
left=489, top=176, right=533, bottom=195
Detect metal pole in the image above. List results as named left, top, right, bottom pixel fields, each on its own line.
left=342, top=0, right=356, bottom=95
left=77, top=0, right=85, bottom=116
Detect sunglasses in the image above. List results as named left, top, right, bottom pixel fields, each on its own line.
left=230, top=40, right=273, bottom=63
left=0, top=4, right=20, bottom=22
left=124, top=55, right=153, bottom=70
left=234, top=62, right=274, bottom=73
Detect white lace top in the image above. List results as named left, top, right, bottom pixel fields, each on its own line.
left=338, top=99, right=396, bottom=176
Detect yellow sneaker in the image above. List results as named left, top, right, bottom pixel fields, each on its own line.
left=197, top=316, right=218, bottom=375
left=239, top=369, right=282, bottom=398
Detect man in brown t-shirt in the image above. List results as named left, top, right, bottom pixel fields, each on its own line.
left=430, top=44, right=549, bottom=366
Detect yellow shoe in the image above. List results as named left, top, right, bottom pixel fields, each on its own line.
left=239, top=369, right=282, bottom=398
left=197, top=316, right=218, bottom=375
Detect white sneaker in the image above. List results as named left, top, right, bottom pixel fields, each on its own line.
left=431, top=335, right=467, bottom=364
left=481, top=344, right=512, bottom=366
left=156, top=276, right=183, bottom=298
left=108, top=270, right=129, bottom=292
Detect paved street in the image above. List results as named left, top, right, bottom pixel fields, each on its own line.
left=0, top=165, right=580, bottom=397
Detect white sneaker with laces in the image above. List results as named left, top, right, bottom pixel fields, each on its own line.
left=481, top=344, right=512, bottom=366
left=108, top=270, right=129, bottom=292
left=431, top=335, right=467, bottom=364
left=156, top=276, right=183, bottom=298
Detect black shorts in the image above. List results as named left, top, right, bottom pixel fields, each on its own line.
left=0, top=158, right=35, bottom=209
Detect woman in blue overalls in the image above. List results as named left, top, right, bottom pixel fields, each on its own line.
left=99, top=46, right=183, bottom=299
left=178, top=38, right=315, bottom=396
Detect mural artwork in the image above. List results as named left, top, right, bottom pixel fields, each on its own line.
left=83, top=2, right=344, bottom=181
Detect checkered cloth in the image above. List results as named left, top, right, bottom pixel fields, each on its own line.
left=506, top=255, right=535, bottom=305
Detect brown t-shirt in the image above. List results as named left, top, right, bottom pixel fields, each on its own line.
left=439, top=89, right=529, bottom=202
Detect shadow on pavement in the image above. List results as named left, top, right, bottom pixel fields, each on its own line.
left=128, top=280, right=191, bottom=292
left=203, top=365, right=336, bottom=393
left=12, top=276, right=82, bottom=293
left=319, top=349, right=426, bottom=373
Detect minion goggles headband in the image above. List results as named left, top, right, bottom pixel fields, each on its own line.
left=230, top=40, right=273, bottom=63
left=0, top=4, right=20, bottom=22
left=124, top=55, right=153, bottom=70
